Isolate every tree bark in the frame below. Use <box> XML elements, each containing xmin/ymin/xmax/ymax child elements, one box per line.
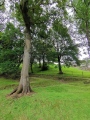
<box><xmin>9</xmin><ymin>30</ymin><xmax>32</xmax><ymax>97</ymax></box>
<box><xmin>19</xmin><ymin>31</ymin><xmax>32</xmax><ymax>93</ymax></box>
<box><xmin>8</xmin><ymin>0</ymin><xmax>33</xmax><ymax>97</ymax></box>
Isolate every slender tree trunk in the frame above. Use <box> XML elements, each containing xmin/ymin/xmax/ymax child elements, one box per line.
<box><xmin>58</xmin><ymin>55</ymin><xmax>63</xmax><ymax>74</ymax></box>
<box><xmin>30</xmin><ymin>62</ymin><xmax>33</xmax><ymax>73</ymax></box>
<box><xmin>42</xmin><ymin>53</ymin><xmax>45</xmax><ymax>68</ymax></box>
<box><xmin>42</xmin><ymin>53</ymin><xmax>46</xmax><ymax>70</ymax></box>
<box><xmin>38</xmin><ymin>58</ymin><xmax>41</xmax><ymax>68</ymax></box>
<box><xmin>30</xmin><ymin>54</ymin><xmax>34</xmax><ymax>73</ymax></box>
<box><xmin>9</xmin><ymin>30</ymin><xmax>32</xmax><ymax>96</ymax></box>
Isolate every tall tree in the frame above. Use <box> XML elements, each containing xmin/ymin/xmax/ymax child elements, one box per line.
<box><xmin>8</xmin><ymin>0</ymin><xmax>57</xmax><ymax>96</ymax></box>
<box><xmin>0</xmin><ymin>0</ymin><xmax>68</xmax><ymax>97</ymax></box>
<box><xmin>32</xmin><ymin>29</ymin><xmax>53</xmax><ymax>70</ymax></box>
<box><xmin>51</xmin><ymin>19</ymin><xmax>80</xmax><ymax>74</ymax></box>
<box><xmin>72</xmin><ymin>0</ymin><xmax>90</xmax><ymax>57</ymax></box>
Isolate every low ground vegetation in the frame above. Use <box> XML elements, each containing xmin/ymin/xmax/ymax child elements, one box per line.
<box><xmin>32</xmin><ymin>64</ymin><xmax>90</xmax><ymax>78</ymax></box>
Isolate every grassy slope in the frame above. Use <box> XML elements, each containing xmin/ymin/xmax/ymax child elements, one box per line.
<box><xmin>33</xmin><ymin>64</ymin><xmax>90</xmax><ymax>78</ymax></box>
<box><xmin>0</xmin><ymin>76</ymin><xmax>90</xmax><ymax>120</ymax></box>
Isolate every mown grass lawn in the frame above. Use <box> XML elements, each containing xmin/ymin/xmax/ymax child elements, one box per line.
<box><xmin>0</xmin><ymin>77</ymin><xmax>90</xmax><ymax>120</ymax></box>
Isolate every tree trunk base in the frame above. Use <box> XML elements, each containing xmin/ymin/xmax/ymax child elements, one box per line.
<box><xmin>7</xmin><ymin>85</ymin><xmax>34</xmax><ymax>98</ymax></box>
<box><xmin>59</xmin><ymin>71</ymin><xmax>63</xmax><ymax>74</ymax></box>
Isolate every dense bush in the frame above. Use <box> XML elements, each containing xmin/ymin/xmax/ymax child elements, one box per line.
<box><xmin>0</xmin><ymin>23</ymin><xmax>24</xmax><ymax>78</ymax></box>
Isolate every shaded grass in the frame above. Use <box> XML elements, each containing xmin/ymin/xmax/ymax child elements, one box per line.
<box><xmin>0</xmin><ymin>77</ymin><xmax>90</xmax><ymax>120</ymax></box>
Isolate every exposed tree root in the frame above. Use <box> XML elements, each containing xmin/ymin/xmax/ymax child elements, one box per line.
<box><xmin>7</xmin><ymin>85</ymin><xmax>34</xmax><ymax>98</ymax></box>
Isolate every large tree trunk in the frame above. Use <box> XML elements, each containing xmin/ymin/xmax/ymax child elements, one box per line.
<box><xmin>19</xmin><ymin>31</ymin><xmax>32</xmax><ymax>93</ymax></box>
<box><xmin>9</xmin><ymin>30</ymin><xmax>32</xmax><ymax>97</ymax></box>
<box><xmin>8</xmin><ymin>0</ymin><xmax>33</xmax><ymax>97</ymax></box>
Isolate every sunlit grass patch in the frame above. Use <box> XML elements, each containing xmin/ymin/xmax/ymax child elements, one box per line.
<box><xmin>33</xmin><ymin>64</ymin><xmax>90</xmax><ymax>78</ymax></box>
